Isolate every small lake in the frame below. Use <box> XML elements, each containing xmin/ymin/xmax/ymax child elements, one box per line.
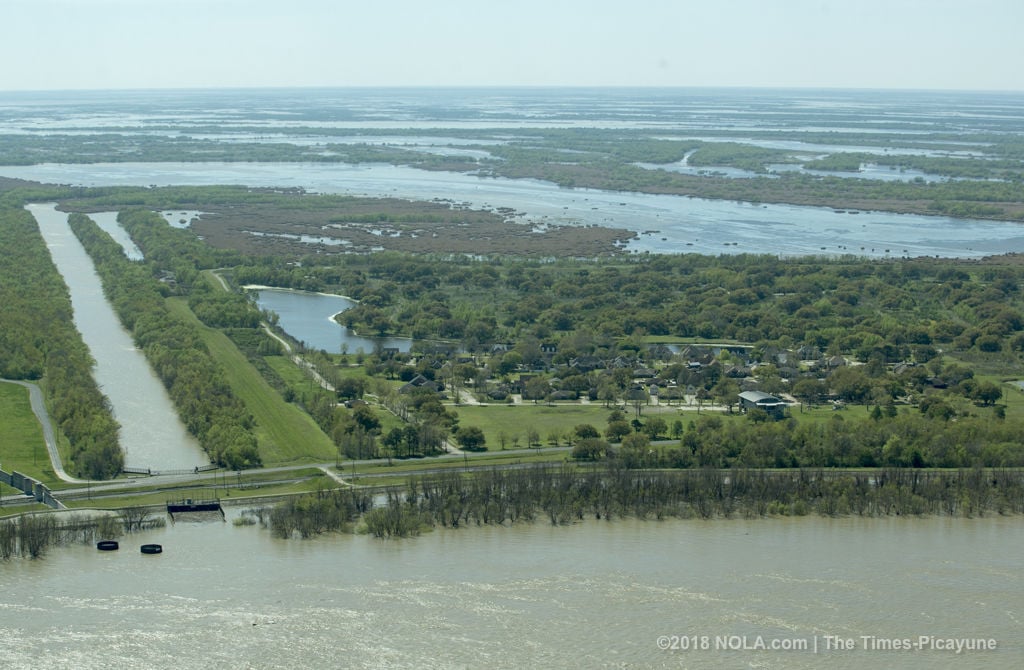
<box><xmin>251</xmin><ymin>286</ymin><xmax>412</xmax><ymax>354</ymax></box>
<box><xmin>2</xmin><ymin>161</ymin><xmax>1022</xmax><ymax>258</ymax></box>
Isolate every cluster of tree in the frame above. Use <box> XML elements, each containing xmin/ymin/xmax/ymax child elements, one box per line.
<box><xmin>249</xmin><ymin>486</ymin><xmax>373</xmax><ymax>539</ymax></box>
<box><xmin>601</xmin><ymin>409</ymin><xmax>1024</xmax><ymax>469</ymax></box>
<box><xmin>361</xmin><ymin>493</ymin><xmax>434</xmax><ymax>538</ymax></box>
<box><xmin>0</xmin><ymin>133</ymin><xmax>443</xmax><ymax>167</ymax></box>
<box><xmin>240</xmin><ymin>252</ymin><xmax>1024</xmax><ymax>369</ymax></box>
<box><xmin>683</xmin><ymin>142</ymin><xmax>797</xmax><ymax>173</ymax></box>
<box><xmin>68</xmin><ymin>212</ymin><xmax>260</xmax><ymax>469</ymax></box>
<box><xmin>0</xmin><ymin>207</ymin><xmax>122</xmax><ymax>479</ymax></box>
<box><xmin>188</xmin><ymin>287</ymin><xmax>261</xmax><ymax>329</ymax></box>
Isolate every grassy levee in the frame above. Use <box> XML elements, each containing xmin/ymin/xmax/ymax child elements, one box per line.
<box><xmin>62</xmin><ymin>476</ymin><xmax>329</xmax><ymax>510</ymax></box>
<box><xmin>165</xmin><ymin>298</ymin><xmax>336</xmax><ymax>465</ymax></box>
<box><xmin>0</xmin><ymin>382</ymin><xmax>62</xmax><ymax>486</ymax></box>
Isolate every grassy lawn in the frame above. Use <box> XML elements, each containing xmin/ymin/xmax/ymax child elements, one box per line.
<box><xmin>973</xmin><ymin>373</ymin><xmax>1023</xmax><ymax>420</ymax></box>
<box><xmin>166</xmin><ymin>298</ymin><xmax>337</xmax><ymax>465</ymax></box>
<box><xmin>451</xmin><ymin>402</ymin><xmax>616</xmax><ymax>449</ymax></box>
<box><xmin>0</xmin><ymin>382</ymin><xmax>62</xmax><ymax>486</ymax></box>
<box><xmin>998</xmin><ymin>379</ymin><xmax>1024</xmax><ymax>418</ymax></box>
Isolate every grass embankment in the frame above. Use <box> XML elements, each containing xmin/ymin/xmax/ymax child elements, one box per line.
<box><xmin>165</xmin><ymin>298</ymin><xmax>336</xmax><ymax>465</ymax></box>
<box><xmin>0</xmin><ymin>382</ymin><xmax>62</xmax><ymax>486</ymax></box>
<box><xmin>60</xmin><ymin>467</ymin><xmax>329</xmax><ymax>510</ymax></box>
<box><xmin>343</xmin><ymin>448</ymin><xmax>571</xmax><ymax>488</ymax></box>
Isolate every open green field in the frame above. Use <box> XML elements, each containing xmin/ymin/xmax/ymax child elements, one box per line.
<box><xmin>165</xmin><ymin>298</ymin><xmax>337</xmax><ymax>465</ymax></box>
<box><xmin>452</xmin><ymin>402</ymin><xmax>619</xmax><ymax>448</ymax></box>
<box><xmin>0</xmin><ymin>382</ymin><xmax>61</xmax><ymax>485</ymax></box>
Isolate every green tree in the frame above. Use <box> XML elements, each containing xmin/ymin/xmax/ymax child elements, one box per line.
<box><xmin>454</xmin><ymin>425</ymin><xmax>487</xmax><ymax>451</ymax></box>
<box><xmin>571</xmin><ymin>437</ymin><xmax>609</xmax><ymax>461</ymax></box>
<box><xmin>972</xmin><ymin>381</ymin><xmax>1003</xmax><ymax>406</ymax></box>
<box><xmin>605</xmin><ymin>420</ymin><xmax>632</xmax><ymax>442</ymax></box>
<box><xmin>642</xmin><ymin>416</ymin><xmax>667</xmax><ymax>439</ymax></box>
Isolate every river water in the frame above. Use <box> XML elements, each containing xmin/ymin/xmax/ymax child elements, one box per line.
<box><xmin>27</xmin><ymin>204</ymin><xmax>207</xmax><ymax>471</ymax></box>
<box><xmin>0</xmin><ymin>512</ymin><xmax>1020</xmax><ymax>669</ymax></box>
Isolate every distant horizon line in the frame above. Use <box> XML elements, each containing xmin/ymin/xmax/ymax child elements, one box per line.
<box><xmin>2</xmin><ymin>84</ymin><xmax>1023</xmax><ymax>95</ymax></box>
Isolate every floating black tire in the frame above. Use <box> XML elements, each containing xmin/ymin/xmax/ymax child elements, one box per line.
<box><xmin>96</xmin><ymin>540</ymin><xmax>119</xmax><ymax>551</ymax></box>
<box><xmin>140</xmin><ymin>544</ymin><xmax>163</xmax><ymax>555</ymax></box>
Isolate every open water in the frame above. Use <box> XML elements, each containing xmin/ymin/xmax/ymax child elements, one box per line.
<box><xmin>0</xmin><ymin>513</ymin><xmax>1020</xmax><ymax>669</ymax></box>
<box><xmin>251</xmin><ymin>287</ymin><xmax>412</xmax><ymax>354</ymax></box>
<box><xmin>5</xmin><ymin>160</ymin><xmax>1022</xmax><ymax>258</ymax></box>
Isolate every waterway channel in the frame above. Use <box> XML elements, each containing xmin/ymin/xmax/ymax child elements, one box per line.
<box><xmin>27</xmin><ymin>203</ymin><xmax>207</xmax><ymax>471</ymax></box>
<box><xmin>0</xmin><ymin>512</ymin><xmax>1019</xmax><ymax>669</ymax></box>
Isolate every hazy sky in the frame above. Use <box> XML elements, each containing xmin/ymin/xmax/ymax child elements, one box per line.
<box><xmin>3</xmin><ymin>0</ymin><xmax>1022</xmax><ymax>91</ymax></box>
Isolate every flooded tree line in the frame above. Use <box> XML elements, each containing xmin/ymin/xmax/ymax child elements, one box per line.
<box><xmin>0</xmin><ymin>507</ymin><xmax>164</xmax><ymax>560</ymax></box>
<box><xmin>258</xmin><ymin>464</ymin><xmax>1024</xmax><ymax>540</ymax></box>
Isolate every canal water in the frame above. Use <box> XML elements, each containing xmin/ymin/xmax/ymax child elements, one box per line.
<box><xmin>0</xmin><ymin>513</ymin><xmax>1020</xmax><ymax>669</ymax></box>
<box><xmin>27</xmin><ymin>204</ymin><xmax>207</xmax><ymax>471</ymax></box>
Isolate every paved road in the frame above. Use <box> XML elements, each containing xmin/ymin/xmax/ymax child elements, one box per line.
<box><xmin>1</xmin><ymin>378</ymin><xmax>87</xmax><ymax>484</ymax></box>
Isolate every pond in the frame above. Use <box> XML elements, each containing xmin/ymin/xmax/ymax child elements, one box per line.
<box><xmin>251</xmin><ymin>286</ymin><xmax>412</xmax><ymax>354</ymax></box>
